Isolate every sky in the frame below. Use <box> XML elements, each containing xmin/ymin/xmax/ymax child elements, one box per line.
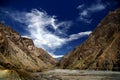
<box><xmin>0</xmin><ymin>0</ymin><xmax>120</xmax><ymax>59</ymax></box>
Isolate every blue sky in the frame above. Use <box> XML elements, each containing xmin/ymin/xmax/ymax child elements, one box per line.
<box><xmin>0</xmin><ymin>0</ymin><xmax>120</xmax><ymax>58</ymax></box>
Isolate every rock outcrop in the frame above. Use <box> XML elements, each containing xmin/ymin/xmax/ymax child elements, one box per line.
<box><xmin>0</xmin><ymin>22</ymin><xmax>57</xmax><ymax>72</ymax></box>
<box><xmin>60</xmin><ymin>8</ymin><xmax>120</xmax><ymax>71</ymax></box>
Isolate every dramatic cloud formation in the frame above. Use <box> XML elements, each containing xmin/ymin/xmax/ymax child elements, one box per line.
<box><xmin>2</xmin><ymin>9</ymin><xmax>92</xmax><ymax>58</ymax></box>
<box><xmin>68</xmin><ymin>31</ymin><xmax>92</xmax><ymax>41</ymax></box>
<box><xmin>77</xmin><ymin>0</ymin><xmax>106</xmax><ymax>23</ymax></box>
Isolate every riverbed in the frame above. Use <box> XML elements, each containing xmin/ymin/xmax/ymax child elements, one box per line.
<box><xmin>33</xmin><ymin>69</ymin><xmax>120</xmax><ymax>80</ymax></box>
<box><xmin>0</xmin><ymin>69</ymin><xmax>120</xmax><ymax>80</ymax></box>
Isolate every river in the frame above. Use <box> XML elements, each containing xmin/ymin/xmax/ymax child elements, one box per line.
<box><xmin>34</xmin><ymin>69</ymin><xmax>120</xmax><ymax>80</ymax></box>
<box><xmin>0</xmin><ymin>69</ymin><xmax>120</xmax><ymax>80</ymax></box>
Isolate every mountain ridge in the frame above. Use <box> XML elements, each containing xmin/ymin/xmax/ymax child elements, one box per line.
<box><xmin>59</xmin><ymin>8</ymin><xmax>120</xmax><ymax>71</ymax></box>
<box><xmin>0</xmin><ymin>22</ymin><xmax>58</xmax><ymax>72</ymax></box>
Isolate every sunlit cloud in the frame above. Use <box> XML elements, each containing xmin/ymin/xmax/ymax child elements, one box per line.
<box><xmin>2</xmin><ymin>9</ymin><xmax>92</xmax><ymax>58</ymax></box>
<box><xmin>68</xmin><ymin>31</ymin><xmax>92</xmax><ymax>41</ymax></box>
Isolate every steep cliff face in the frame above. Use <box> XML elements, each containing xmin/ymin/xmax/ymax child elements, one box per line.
<box><xmin>60</xmin><ymin>8</ymin><xmax>120</xmax><ymax>71</ymax></box>
<box><xmin>0</xmin><ymin>23</ymin><xmax>57</xmax><ymax>72</ymax></box>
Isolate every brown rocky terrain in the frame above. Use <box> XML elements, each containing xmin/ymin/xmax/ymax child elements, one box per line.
<box><xmin>0</xmin><ymin>7</ymin><xmax>120</xmax><ymax>80</ymax></box>
<box><xmin>59</xmin><ymin>8</ymin><xmax>120</xmax><ymax>71</ymax></box>
<box><xmin>0</xmin><ymin>22</ymin><xmax>58</xmax><ymax>72</ymax></box>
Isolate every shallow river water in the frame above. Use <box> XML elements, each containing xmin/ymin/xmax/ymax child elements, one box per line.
<box><xmin>0</xmin><ymin>69</ymin><xmax>120</xmax><ymax>80</ymax></box>
<box><xmin>34</xmin><ymin>69</ymin><xmax>120</xmax><ymax>80</ymax></box>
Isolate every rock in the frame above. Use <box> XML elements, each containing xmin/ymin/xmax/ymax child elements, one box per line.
<box><xmin>0</xmin><ymin>22</ymin><xmax>58</xmax><ymax>72</ymax></box>
<box><xmin>0</xmin><ymin>69</ymin><xmax>21</xmax><ymax>80</ymax></box>
<box><xmin>59</xmin><ymin>8</ymin><xmax>120</xmax><ymax>71</ymax></box>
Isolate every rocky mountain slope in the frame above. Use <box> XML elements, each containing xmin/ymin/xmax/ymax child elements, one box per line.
<box><xmin>0</xmin><ymin>22</ymin><xmax>57</xmax><ymax>72</ymax></box>
<box><xmin>59</xmin><ymin>8</ymin><xmax>120</xmax><ymax>71</ymax></box>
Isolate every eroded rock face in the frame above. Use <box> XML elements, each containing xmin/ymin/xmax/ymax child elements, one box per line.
<box><xmin>0</xmin><ymin>22</ymin><xmax>58</xmax><ymax>72</ymax></box>
<box><xmin>60</xmin><ymin>8</ymin><xmax>120</xmax><ymax>71</ymax></box>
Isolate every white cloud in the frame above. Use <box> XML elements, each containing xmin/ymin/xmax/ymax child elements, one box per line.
<box><xmin>77</xmin><ymin>0</ymin><xmax>106</xmax><ymax>23</ymax></box>
<box><xmin>7</xmin><ymin>9</ymin><xmax>92</xmax><ymax>58</ymax></box>
<box><xmin>80</xmin><ymin>10</ymin><xmax>88</xmax><ymax>17</ymax></box>
<box><xmin>68</xmin><ymin>31</ymin><xmax>92</xmax><ymax>41</ymax></box>
<box><xmin>79</xmin><ymin>17</ymin><xmax>92</xmax><ymax>24</ymax></box>
<box><xmin>77</xmin><ymin>4</ymin><xmax>84</xmax><ymax>9</ymax></box>
<box><xmin>52</xmin><ymin>55</ymin><xmax>63</xmax><ymax>59</ymax></box>
<box><xmin>88</xmin><ymin>3</ymin><xmax>106</xmax><ymax>12</ymax></box>
<box><xmin>22</xmin><ymin>9</ymin><xmax>70</xmax><ymax>49</ymax></box>
<box><xmin>49</xmin><ymin>52</ymin><xmax>64</xmax><ymax>58</ymax></box>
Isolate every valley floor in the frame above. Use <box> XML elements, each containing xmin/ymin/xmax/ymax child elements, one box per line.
<box><xmin>33</xmin><ymin>69</ymin><xmax>120</xmax><ymax>80</ymax></box>
<box><xmin>0</xmin><ymin>69</ymin><xmax>120</xmax><ymax>80</ymax></box>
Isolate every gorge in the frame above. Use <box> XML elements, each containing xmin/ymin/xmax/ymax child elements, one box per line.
<box><xmin>0</xmin><ymin>8</ymin><xmax>120</xmax><ymax>80</ymax></box>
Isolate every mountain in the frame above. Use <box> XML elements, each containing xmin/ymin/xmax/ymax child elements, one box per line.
<box><xmin>59</xmin><ymin>8</ymin><xmax>120</xmax><ymax>71</ymax></box>
<box><xmin>0</xmin><ymin>22</ymin><xmax>58</xmax><ymax>72</ymax></box>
